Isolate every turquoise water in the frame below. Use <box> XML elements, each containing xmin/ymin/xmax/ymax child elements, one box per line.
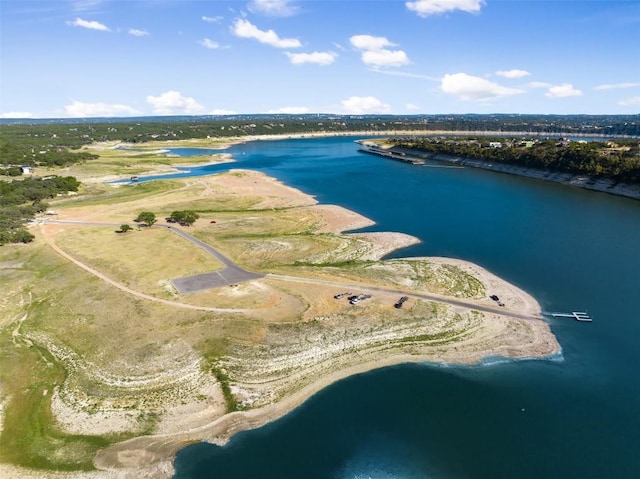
<box><xmin>163</xmin><ymin>138</ymin><xmax>640</xmax><ymax>478</ymax></box>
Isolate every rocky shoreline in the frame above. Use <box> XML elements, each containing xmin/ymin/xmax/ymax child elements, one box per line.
<box><xmin>380</xmin><ymin>145</ymin><xmax>640</xmax><ymax>201</ymax></box>
<box><xmin>440</xmin><ymin>155</ymin><xmax>640</xmax><ymax>200</ymax></box>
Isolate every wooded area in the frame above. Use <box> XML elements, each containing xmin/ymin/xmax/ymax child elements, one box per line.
<box><xmin>0</xmin><ymin>176</ymin><xmax>79</xmax><ymax>244</ymax></box>
<box><xmin>1</xmin><ymin>113</ymin><xmax>638</xmax><ymax>166</ymax></box>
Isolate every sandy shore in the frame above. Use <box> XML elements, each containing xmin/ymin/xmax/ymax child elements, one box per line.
<box><xmin>3</xmin><ymin>146</ymin><xmax>560</xmax><ymax>479</ymax></box>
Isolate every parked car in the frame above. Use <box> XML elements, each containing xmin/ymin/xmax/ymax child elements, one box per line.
<box><xmin>394</xmin><ymin>296</ymin><xmax>409</xmax><ymax>308</ymax></box>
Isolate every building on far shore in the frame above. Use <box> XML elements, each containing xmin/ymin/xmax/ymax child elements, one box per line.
<box><xmin>21</xmin><ymin>166</ymin><xmax>33</xmax><ymax>174</ymax></box>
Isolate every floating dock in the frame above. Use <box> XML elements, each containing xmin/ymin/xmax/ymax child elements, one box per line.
<box><xmin>542</xmin><ymin>311</ymin><xmax>593</xmax><ymax>322</ymax></box>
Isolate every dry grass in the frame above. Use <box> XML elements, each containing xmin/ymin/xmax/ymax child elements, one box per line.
<box><xmin>52</xmin><ymin>225</ymin><xmax>223</xmax><ymax>297</ymax></box>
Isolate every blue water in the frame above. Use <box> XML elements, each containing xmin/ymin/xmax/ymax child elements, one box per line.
<box><xmin>162</xmin><ymin>138</ymin><xmax>640</xmax><ymax>478</ymax></box>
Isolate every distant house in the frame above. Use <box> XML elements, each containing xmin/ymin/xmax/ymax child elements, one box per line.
<box><xmin>21</xmin><ymin>166</ymin><xmax>33</xmax><ymax>174</ymax></box>
<box><xmin>488</xmin><ymin>142</ymin><xmax>503</xmax><ymax>148</ymax></box>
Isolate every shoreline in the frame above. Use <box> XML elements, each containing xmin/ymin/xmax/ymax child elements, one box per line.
<box><xmin>231</xmin><ymin>130</ymin><xmax>640</xmax><ymax>141</ymax></box>
<box><xmin>430</xmin><ymin>152</ymin><xmax>640</xmax><ymax>200</ymax></box>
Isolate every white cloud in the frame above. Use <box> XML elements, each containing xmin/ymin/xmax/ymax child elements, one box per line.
<box><xmin>441</xmin><ymin>73</ymin><xmax>524</xmax><ymax>101</ymax></box>
<box><xmin>619</xmin><ymin>96</ymin><xmax>640</xmax><ymax>106</ymax></box>
<box><xmin>202</xmin><ymin>15</ymin><xmax>223</xmax><ymax>23</ymax></box>
<box><xmin>249</xmin><ymin>0</ymin><xmax>299</xmax><ymax>17</ymax></box>
<box><xmin>362</xmin><ymin>49</ymin><xmax>410</xmax><ymax>68</ymax></box>
<box><xmin>406</xmin><ymin>0</ymin><xmax>484</xmax><ymax>17</ymax></box>
<box><xmin>350</xmin><ymin>34</ymin><xmax>410</xmax><ymax>68</ymax></box>
<box><xmin>200</xmin><ymin>38</ymin><xmax>220</xmax><ymax>49</ymax></box>
<box><xmin>496</xmin><ymin>69</ymin><xmax>530</xmax><ymax>79</ymax></box>
<box><xmin>350</xmin><ymin>35</ymin><xmax>393</xmax><ymax>51</ymax></box>
<box><xmin>146</xmin><ymin>91</ymin><xmax>205</xmax><ymax>115</ymax></box>
<box><xmin>406</xmin><ymin>103</ymin><xmax>421</xmax><ymax>111</ymax></box>
<box><xmin>0</xmin><ymin>111</ymin><xmax>33</xmax><ymax>119</ymax></box>
<box><xmin>64</xmin><ymin>101</ymin><xmax>139</xmax><ymax>118</ymax></box>
<box><xmin>66</xmin><ymin>17</ymin><xmax>110</xmax><ymax>31</ymax></box>
<box><xmin>341</xmin><ymin>96</ymin><xmax>391</xmax><ymax>114</ymax></box>
<box><xmin>594</xmin><ymin>82</ymin><xmax>640</xmax><ymax>91</ymax></box>
<box><xmin>285</xmin><ymin>51</ymin><xmax>337</xmax><ymax>66</ymax></box>
<box><xmin>545</xmin><ymin>83</ymin><xmax>583</xmax><ymax>98</ymax></box>
<box><xmin>231</xmin><ymin>18</ymin><xmax>301</xmax><ymax>48</ymax></box>
<box><xmin>210</xmin><ymin>109</ymin><xmax>238</xmax><ymax>115</ymax></box>
<box><xmin>267</xmin><ymin>106</ymin><xmax>310</xmax><ymax>114</ymax></box>
<box><xmin>128</xmin><ymin>28</ymin><xmax>148</xmax><ymax>37</ymax></box>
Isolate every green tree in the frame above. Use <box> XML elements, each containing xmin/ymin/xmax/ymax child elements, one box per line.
<box><xmin>119</xmin><ymin>224</ymin><xmax>133</xmax><ymax>233</ymax></box>
<box><xmin>168</xmin><ymin>211</ymin><xmax>185</xmax><ymax>224</ymax></box>
<box><xmin>12</xmin><ymin>229</ymin><xmax>35</xmax><ymax>243</ymax></box>
<box><xmin>134</xmin><ymin>211</ymin><xmax>156</xmax><ymax>227</ymax></box>
<box><xmin>32</xmin><ymin>201</ymin><xmax>49</xmax><ymax>213</ymax></box>
<box><xmin>169</xmin><ymin>210</ymin><xmax>200</xmax><ymax>226</ymax></box>
<box><xmin>181</xmin><ymin>211</ymin><xmax>199</xmax><ymax>226</ymax></box>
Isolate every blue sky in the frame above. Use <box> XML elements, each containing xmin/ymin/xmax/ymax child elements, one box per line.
<box><xmin>1</xmin><ymin>0</ymin><xmax>639</xmax><ymax>118</ymax></box>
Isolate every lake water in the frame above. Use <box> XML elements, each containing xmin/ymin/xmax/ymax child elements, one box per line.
<box><xmin>160</xmin><ymin>137</ymin><xmax>640</xmax><ymax>478</ymax></box>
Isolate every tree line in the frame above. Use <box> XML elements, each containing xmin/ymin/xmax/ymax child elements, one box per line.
<box><xmin>1</xmin><ymin>114</ymin><xmax>638</xmax><ymax>167</ymax></box>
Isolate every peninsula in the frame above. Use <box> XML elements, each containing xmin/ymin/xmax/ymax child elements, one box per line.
<box><xmin>1</xmin><ymin>137</ymin><xmax>559</xmax><ymax>478</ymax></box>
